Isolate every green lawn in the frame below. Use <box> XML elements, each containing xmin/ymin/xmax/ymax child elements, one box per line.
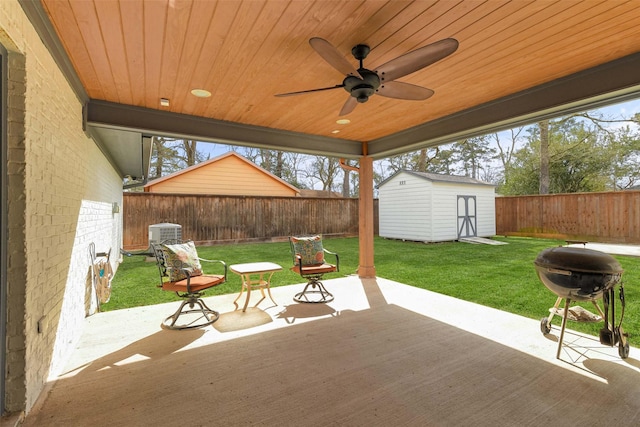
<box><xmin>105</xmin><ymin>236</ymin><xmax>639</xmax><ymax>346</ymax></box>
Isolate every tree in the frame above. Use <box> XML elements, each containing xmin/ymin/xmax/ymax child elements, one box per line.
<box><xmin>384</xmin><ymin>147</ymin><xmax>452</xmax><ymax>175</ymax></box>
<box><xmin>278</xmin><ymin>151</ymin><xmax>308</xmax><ymax>189</ymax></box>
<box><xmin>306</xmin><ymin>156</ymin><xmax>341</xmax><ymax>192</ymax></box>
<box><xmin>240</xmin><ymin>147</ymin><xmax>308</xmax><ymax>188</ymax></box>
<box><xmin>604</xmin><ymin>125</ymin><xmax>640</xmax><ymax>189</ymax></box>
<box><xmin>451</xmin><ymin>136</ymin><xmax>496</xmax><ymax>179</ymax></box>
<box><xmin>576</xmin><ymin>110</ymin><xmax>640</xmax><ymax>190</ymax></box>
<box><xmin>182</xmin><ymin>140</ymin><xmax>198</xmax><ymax>167</ymax></box>
<box><xmin>149</xmin><ymin>136</ymin><xmax>181</xmax><ymax>179</ymax></box>
<box><xmin>385</xmin><ymin>152</ymin><xmax>418</xmax><ymax>174</ymax></box>
<box><xmin>340</xmin><ymin>159</ymin><xmax>355</xmax><ymax>197</ymax></box>
<box><xmin>149</xmin><ymin>137</ymin><xmax>210</xmax><ymax>178</ymax></box>
<box><xmin>538</xmin><ymin>120</ymin><xmax>550</xmax><ymax>194</ymax></box>
<box><xmin>499</xmin><ymin>147</ymin><xmax>540</xmax><ymax>195</ymax></box>
<box><xmin>500</xmin><ymin>117</ymin><xmax>612</xmax><ymax>195</ymax></box>
<box><xmin>426</xmin><ymin>146</ymin><xmax>457</xmax><ymax>174</ymax></box>
<box><xmin>492</xmin><ymin>127</ymin><xmax>527</xmax><ymax>188</ymax></box>
<box><xmin>493</xmin><ymin>127</ymin><xmax>525</xmax><ymax>172</ymax></box>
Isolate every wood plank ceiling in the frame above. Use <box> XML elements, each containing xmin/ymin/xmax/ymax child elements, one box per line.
<box><xmin>39</xmin><ymin>0</ymin><xmax>640</xmax><ymax>159</ymax></box>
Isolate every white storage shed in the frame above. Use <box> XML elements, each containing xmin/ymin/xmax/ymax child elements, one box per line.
<box><xmin>378</xmin><ymin>170</ymin><xmax>496</xmax><ymax>242</ymax></box>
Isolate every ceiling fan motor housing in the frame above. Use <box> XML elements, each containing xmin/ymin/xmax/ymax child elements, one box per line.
<box><xmin>343</xmin><ymin>69</ymin><xmax>380</xmax><ymax>102</ymax></box>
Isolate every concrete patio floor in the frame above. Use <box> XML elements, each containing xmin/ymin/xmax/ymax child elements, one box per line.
<box><xmin>23</xmin><ymin>276</ymin><xmax>640</xmax><ymax>426</ymax></box>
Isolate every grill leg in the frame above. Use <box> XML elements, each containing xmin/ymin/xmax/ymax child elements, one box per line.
<box><xmin>547</xmin><ymin>297</ymin><xmax>563</xmax><ymax>324</ymax></box>
<box><xmin>556</xmin><ymin>298</ymin><xmax>571</xmax><ymax>359</ymax></box>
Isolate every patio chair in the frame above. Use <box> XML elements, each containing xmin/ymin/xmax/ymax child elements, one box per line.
<box><xmin>152</xmin><ymin>239</ymin><xmax>227</xmax><ymax>330</ymax></box>
<box><xmin>289</xmin><ymin>235</ymin><xmax>339</xmax><ymax>303</ymax></box>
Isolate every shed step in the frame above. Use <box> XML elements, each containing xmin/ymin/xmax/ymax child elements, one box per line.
<box><xmin>459</xmin><ymin>237</ymin><xmax>508</xmax><ymax>245</ymax></box>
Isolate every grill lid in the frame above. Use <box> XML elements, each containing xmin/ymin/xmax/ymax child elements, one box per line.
<box><xmin>534</xmin><ymin>247</ymin><xmax>623</xmax><ymax>275</ymax></box>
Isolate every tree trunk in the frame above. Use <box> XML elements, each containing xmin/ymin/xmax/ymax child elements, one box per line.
<box><xmin>539</xmin><ymin>120</ymin><xmax>550</xmax><ymax>194</ymax></box>
<box><xmin>274</xmin><ymin>151</ymin><xmax>284</xmax><ymax>178</ymax></box>
<box><xmin>417</xmin><ymin>150</ymin><xmax>427</xmax><ymax>172</ymax></box>
<box><xmin>342</xmin><ymin>162</ymin><xmax>351</xmax><ymax>197</ymax></box>
<box><xmin>183</xmin><ymin>140</ymin><xmax>197</xmax><ymax>166</ymax></box>
<box><xmin>153</xmin><ymin>137</ymin><xmax>165</xmax><ymax>178</ymax></box>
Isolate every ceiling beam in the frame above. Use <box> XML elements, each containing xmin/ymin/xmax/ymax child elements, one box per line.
<box><xmin>85</xmin><ymin>100</ymin><xmax>364</xmax><ymax>159</ymax></box>
<box><xmin>369</xmin><ymin>51</ymin><xmax>640</xmax><ymax>158</ymax></box>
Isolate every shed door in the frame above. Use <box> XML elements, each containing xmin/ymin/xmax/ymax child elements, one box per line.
<box><xmin>457</xmin><ymin>195</ymin><xmax>477</xmax><ymax>239</ymax></box>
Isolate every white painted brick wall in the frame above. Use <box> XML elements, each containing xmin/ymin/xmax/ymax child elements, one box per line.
<box><xmin>1</xmin><ymin>1</ymin><xmax>124</xmax><ymax>413</ymax></box>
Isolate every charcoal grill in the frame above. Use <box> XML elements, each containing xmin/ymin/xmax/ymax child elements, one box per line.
<box><xmin>534</xmin><ymin>246</ymin><xmax>629</xmax><ymax>359</ymax></box>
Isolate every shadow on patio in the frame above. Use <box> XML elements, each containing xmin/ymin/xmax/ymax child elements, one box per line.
<box><xmin>23</xmin><ymin>277</ymin><xmax>640</xmax><ymax>426</ymax></box>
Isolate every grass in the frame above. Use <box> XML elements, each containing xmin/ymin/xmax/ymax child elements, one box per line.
<box><xmin>104</xmin><ymin>236</ymin><xmax>640</xmax><ymax>346</ymax></box>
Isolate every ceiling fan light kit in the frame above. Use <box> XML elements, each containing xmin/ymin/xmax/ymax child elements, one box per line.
<box><xmin>276</xmin><ymin>37</ymin><xmax>458</xmax><ymax>116</ymax></box>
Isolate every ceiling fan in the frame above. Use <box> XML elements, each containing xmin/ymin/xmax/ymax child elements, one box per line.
<box><xmin>275</xmin><ymin>37</ymin><xmax>459</xmax><ymax>116</ymax></box>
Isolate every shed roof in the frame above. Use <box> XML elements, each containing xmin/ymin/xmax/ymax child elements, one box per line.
<box><xmin>378</xmin><ymin>170</ymin><xmax>496</xmax><ymax>188</ymax></box>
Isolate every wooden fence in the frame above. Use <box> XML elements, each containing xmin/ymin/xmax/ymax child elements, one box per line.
<box><xmin>496</xmin><ymin>191</ymin><xmax>640</xmax><ymax>244</ymax></box>
<box><xmin>123</xmin><ymin>193</ymin><xmax>379</xmax><ymax>249</ymax></box>
<box><xmin>124</xmin><ymin>191</ymin><xmax>639</xmax><ymax>249</ymax></box>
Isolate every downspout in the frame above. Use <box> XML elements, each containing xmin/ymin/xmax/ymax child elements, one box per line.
<box><xmin>339</xmin><ymin>158</ymin><xmax>359</xmax><ymax>173</ymax></box>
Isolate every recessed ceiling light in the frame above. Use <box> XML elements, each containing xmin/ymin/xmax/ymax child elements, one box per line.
<box><xmin>191</xmin><ymin>89</ymin><xmax>212</xmax><ymax>98</ymax></box>
<box><xmin>160</xmin><ymin>98</ymin><xmax>170</xmax><ymax>107</ymax></box>
<box><xmin>336</xmin><ymin>119</ymin><xmax>351</xmax><ymax>125</ymax></box>
<box><xmin>331</xmin><ymin>130</ymin><xmax>340</xmax><ymax>134</ymax></box>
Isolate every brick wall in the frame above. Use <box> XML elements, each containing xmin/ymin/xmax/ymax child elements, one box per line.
<box><xmin>1</xmin><ymin>1</ymin><xmax>123</xmax><ymax>414</ymax></box>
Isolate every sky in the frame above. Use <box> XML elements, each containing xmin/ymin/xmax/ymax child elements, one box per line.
<box><xmin>593</xmin><ymin>98</ymin><xmax>640</xmax><ymax>127</ymax></box>
<box><xmin>198</xmin><ymin>97</ymin><xmax>640</xmax><ymax>161</ymax></box>
<box><xmin>190</xmin><ymin>97</ymin><xmax>639</xmax><ymax>190</ymax></box>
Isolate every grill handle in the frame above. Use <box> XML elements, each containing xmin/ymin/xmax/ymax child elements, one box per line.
<box><xmin>547</xmin><ymin>268</ymin><xmax>572</xmax><ymax>276</ymax></box>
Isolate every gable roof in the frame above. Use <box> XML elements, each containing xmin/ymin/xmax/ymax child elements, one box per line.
<box><xmin>144</xmin><ymin>151</ymin><xmax>300</xmax><ymax>194</ymax></box>
<box><xmin>378</xmin><ymin>170</ymin><xmax>496</xmax><ymax>188</ymax></box>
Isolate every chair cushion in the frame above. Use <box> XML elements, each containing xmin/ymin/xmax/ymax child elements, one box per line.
<box><xmin>291</xmin><ymin>263</ymin><xmax>336</xmax><ymax>275</ymax></box>
<box><xmin>162</xmin><ymin>274</ymin><xmax>224</xmax><ymax>292</ymax></box>
<box><xmin>162</xmin><ymin>241</ymin><xmax>203</xmax><ymax>282</ymax></box>
<box><xmin>291</xmin><ymin>235</ymin><xmax>325</xmax><ymax>266</ymax></box>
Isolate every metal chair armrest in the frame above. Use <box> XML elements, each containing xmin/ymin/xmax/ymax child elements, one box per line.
<box><xmin>295</xmin><ymin>254</ymin><xmax>307</xmax><ymax>276</ymax></box>
<box><xmin>323</xmin><ymin>248</ymin><xmax>339</xmax><ymax>272</ymax></box>
<box><xmin>170</xmin><ymin>267</ymin><xmax>194</xmax><ymax>293</ymax></box>
<box><xmin>198</xmin><ymin>257</ymin><xmax>228</xmax><ymax>281</ymax></box>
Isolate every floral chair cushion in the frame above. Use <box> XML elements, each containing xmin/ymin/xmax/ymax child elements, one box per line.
<box><xmin>162</xmin><ymin>241</ymin><xmax>203</xmax><ymax>282</ymax></box>
<box><xmin>291</xmin><ymin>235</ymin><xmax>325</xmax><ymax>266</ymax></box>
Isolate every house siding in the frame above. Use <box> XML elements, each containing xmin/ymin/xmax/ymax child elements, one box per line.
<box><xmin>147</xmin><ymin>153</ymin><xmax>298</xmax><ymax>196</ymax></box>
<box><xmin>1</xmin><ymin>1</ymin><xmax>123</xmax><ymax>414</ymax></box>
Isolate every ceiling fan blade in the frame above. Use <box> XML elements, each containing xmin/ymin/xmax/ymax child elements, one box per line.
<box><xmin>275</xmin><ymin>84</ymin><xmax>344</xmax><ymax>97</ymax></box>
<box><xmin>339</xmin><ymin>97</ymin><xmax>357</xmax><ymax>116</ymax></box>
<box><xmin>310</xmin><ymin>37</ymin><xmax>361</xmax><ymax>77</ymax></box>
<box><xmin>375</xmin><ymin>38</ymin><xmax>459</xmax><ymax>83</ymax></box>
<box><xmin>376</xmin><ymin>81</ymin><xmax>434</xmax><ymax>100</ymax></box>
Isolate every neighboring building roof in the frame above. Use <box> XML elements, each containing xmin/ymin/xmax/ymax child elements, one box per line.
<box><xmin>144</xmin><ymin>151</ymin><xmax>300</xmax><ymax>196</ymax></box>
<box><xmin>299</xmin><ymin>189</ymin><xmax>344</xmax><ymax>198</ymax></box>
<box><xmin>378</xmin><ymin>170</ymin><xmax>496</xmax><ymax>188</ymax></box>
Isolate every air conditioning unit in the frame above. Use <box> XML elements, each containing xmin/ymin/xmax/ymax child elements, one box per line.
<box><xmin>148</xmin><ymin>223</ymin><xmax>182</xmax><ymax>247</ymax></box>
